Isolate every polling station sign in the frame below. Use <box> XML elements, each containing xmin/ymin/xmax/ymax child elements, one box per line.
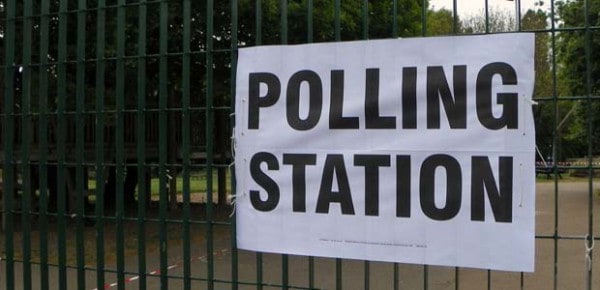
<box><xmin>234</xmin><ymin>34</ymin><xmax>535</xmax><ymax>272</ymax></box>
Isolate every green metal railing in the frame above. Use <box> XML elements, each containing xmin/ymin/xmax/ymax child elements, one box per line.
<box><xmin>1</xmin><ymin>0</ymin><xmax>600</xmax><ymax>289</ymax></box>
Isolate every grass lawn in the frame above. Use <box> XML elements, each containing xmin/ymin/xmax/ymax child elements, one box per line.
<box><xmin>86</xmin><ymin>169</ymin><xmax>232</xmax><ymax>198</ymax></box>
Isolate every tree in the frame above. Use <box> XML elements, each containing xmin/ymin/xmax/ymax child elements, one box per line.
<box><xmin>426</xmin><ymin>8</ymin><xmax>459</xmax><ymax>35</ymax></box>
<box><xmin>460</xmin><ymin>9</ymin><xmax>516</xmax><ymax>33</ymax></box>
<box><xmin>521</xmin><ymin>5</ymin><xmax>567</xmax><ymax>160</ymax></box>
<box><xmin>457</xmin><ymin>3</ymin><xmax>579</xmax><ymax>160</ymax></box>
<box><xmin>556</xmin><ymin>0</ymin><xmax>600</xmax><ymax>157</ymax></box>
<box><xmin>1</xmin><ymin>0</ymin><xmax>431</xmax><ymax>208</ymax></box>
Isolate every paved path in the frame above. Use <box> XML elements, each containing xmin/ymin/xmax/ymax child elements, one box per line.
<box><xmin>2</xmin><ymin>181</ymin><xmax>600</xmax><ymax>289</ymax></box>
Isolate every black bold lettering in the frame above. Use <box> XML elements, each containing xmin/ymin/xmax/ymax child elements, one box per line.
<box><xmin>402</xmin><ymin>67</ymin><xmax>417</xmax><ymax>129</ymax></box>
<box><xmin>396</xmin><ymin>155</ymin><xmax>411</xmax><ymax>217</ymax></box>
<box><xmin>248</xmin><ymin>73</ymin><xmax>281</xmax><ymax>129</ymax></box>
<box><xmin>471</xmin><ymin>156</ymin><xmax>513</xmax><ymax>223</ymax></box>
<box><xmin>330</xmin><ymin>70</ymin><xmax>359</xmax><ymax>129</ymax></box>
<box><xmin>354</xmin><ymin>155</ymin><xmax>391</xmax><ymax>216</ymax></box>
<box><xmin>316</xmin><ymin>155</ymin><xmax>355</xmax><ymax>215</ymax></box>
<box><xmin>426</xmin><ymin>66</ymin><xmax>467</xmax><ymax>129</ymax></box>
<box><xmin>286</xmin><ymin>70</ymin><xmax>323</xmax><ymax>130</ymax></box>
<box><xmin>420</xmin><ymin>154</ymin><xmax>462</xmax><ymax>220</ymax></box>
<box><xmin>249</xmin><ymin>152</ymin><xmax>280</xmax><ymax>211</ymax></box>
<box><xmin>476</xmin><ymin>62</ymin><xmax>518</xmax><ymax>129</ymax></box>
<box><xmin>365</xmin><ymin>68</ymin><xmax>396</xmax><ymax>129</ymax></box>
<box><xmin>283</xmin><ymin>154</ymin><xmax>317</xmax><ymax>212</ymax></box>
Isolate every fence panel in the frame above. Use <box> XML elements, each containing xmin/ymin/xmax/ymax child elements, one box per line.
<box><xmin>1</xmin><ymin>0</ymin><xmax>599</xmax><ymax>289</ymax></box>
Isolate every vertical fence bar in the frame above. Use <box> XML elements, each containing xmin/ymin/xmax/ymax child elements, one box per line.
<box><xmin>159</xmin><ymin>0</ymin><xmax>169</xmax><ymax>288</ymax></box>
<box><xmin>454</xmin><ymin>2</ymin><xmax>460</xmax><ymax>288</ymax></box>
<box><xmin>230</xmin><ymin>0</ymin><xmax>239</xmax><ymax>288</ymax></box>
<box><xmin>550</xmin><ymin>1</ymin><xmax>559</xmax><ymax>289</ymax></box>
<box><xmin>307</xmin><ymin>0</ymin><xmax>313</xmax><ymax>42</ymax></box>
<box><xmin>333</xmin><ymin>0</ymin><xmax>342</xmax><ymax>285</ymax></box>
<box><xmin>484</xmin><ymin>0</ymin><xmax>490</xmax><ymax>33</ymax></box>
<box><xmin>257</xmin><ymin>253</ymin><xmax>263</xmax><ymax>290</ymax></box>
<box><xmin>516</xmin><ymin>0</ymin><xmax>521</xmax><ymax>31</ymax></box>
<box><xmin>56</xmin><ymin>0</ymin><xmax>69</xmax><ymax>287</ymax></box>
<box><xmin>421</xmin><ymin>1</ymin><xmax>428</xmax><ymax>288</ymax></box>
<box><xmin>306</xmin><ymin>1</ymin><xmax>315</xmax><ymax>286</ymax></box>
<box><xmin>95</xmin><ymin>0</ymin><xmax>107</xmax><ymax>288</ymax></box>
<box><xmin>279</xmin><ymin>0</ymin><xmax>289</xmax><ymax>288</ymax></box>
<box><xmin>1</xmin><ymin>39</ymin><xmax>14</xmax><ymax>290</ymax></box>
<box><xmin>392</xmin><ymin>0</ymin><xmax>398</xmax><ymax>38</ymax></box>
<box><xmin>1</xmin><ymin>15</ymin><xmax>16</xmax><ymax>289</ymax></box>
<box><xmin>481</xmin><ymin>12</ymin><xmax>489</xmax><ymax>290</ymax></box>
<box><xmin>336</xmin><ymin>258</ymin><xmax>342</xmax><ymax>290</ymax></box>
<box><xmin>280</xmin><ymin>0</ymin><xmax>288</xmax><ymax>43</ymax></box>
<box><xmin>583</xmin><ymin>0</ymin><xmax>594</xmax><ymax>289</ymax></box>
<box><xmin>2</xmin><ymin>0</ymin><xmax>16</xmax><ymax>288</ymax></box>
<box><xmin>38</xmin><ymin>0</ymin><xmax>50</xmax><ymax>288</ymax></box>
<box><xmin>452</xmin><ymin>0</ymin><xmax>458</xmax><ymax>34</ymax></box>
<box><xmin>421</xmin><ymin>0</ymin><xmax>427</xmax><ymax>36</ymax></box>
<box><xmin>182</xmin><ymin>0</ymin><xmax>191</xmax><ymax>289</ymax></box>
<box><xmin>455</xmin><ymin>268</ymin><xmax>459</xmax><ymax>290</ymax></box>
<box><xmin>521</xmin><ymin>272</ymin><xmax>525</xmax><ymax>290</ymax></box>
<box><xmin>116</xmin><ymin>0</ymin><xmax>126</xmax><ymax>289</ymax></box>
<box><xmin>76</xmin><ymin>0</ymin><xmax>87</xmax><ymax>289</ymax></box>
<box><xmin>392</xmin><ymin>1</ymin><xmax>399</xmax><ymax>286</ymax></box>
<box><xmin>308</xmin><ymin>257</ymin><xmax>314</xmax><ymax>289</ymax></box>
<box><xmin>254</xmin><ymin>1</ymin><xmax>263</xmax><ymax>288</ymax></box>
<box><xmin>364</xmin><ymin>261</ymin><xmax>370</xmax><ymax>290</ymax></box>
<box><xmin>361</xmin><ymin>2</ymin><xmax>370</xmax><ymax>288</ymax></box>
<box><xmin>423</xmin><ymin>265</ymin><xmax>428</xmax><ymax>289</ymax></box>
<box><xmin>362</xmin><ymin>0</ymin><xmax>368</xmax><ymax>39</ymax></box>
<box><xmin>485</xmin><ymin>5</ymin><xmax>492</xmax><ymax>290</ymax></box>
<box><xmin>21</xmin><ymin>0</ymin><xmax>33</xmax><ymax>288</ymax></box>
<box><xmin>334</xmin><ymin>0</ymin><xmax>340</xmax><ymax>41</ymax></box>
<box><xmin>136</xmin><ymin>0</ymin><xmax>148</xmax><ymax>288</ymax></box>
<box><xmin>255</xmin><ymin>0</ymin><xmax>262</xmax><ymax>45</ymax></box>
<box><xmin>394</xmin><ymin>263</ymin><xmax>399</xmax><ymax>290</ymax></box>
<box><xmin>206</xmin><ymin>1</ymin><xmax>216</xmax><ymax>289</ymax></box>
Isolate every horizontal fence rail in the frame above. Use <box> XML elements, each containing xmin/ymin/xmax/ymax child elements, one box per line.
<box><xmin>1</xmin><ymin>0</ymin><xmax>600</xmax><ymax>289</ymax></box>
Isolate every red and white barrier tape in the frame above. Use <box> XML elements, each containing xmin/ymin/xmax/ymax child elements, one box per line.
<box><xmin>535</xmin><ymin>162</ymin><xmax>600</xmax><ymax>166</ymax></box>
<box><xmin>92</xmin><ymin>248</ymin><xmax>229</xmax><ymax>290</ymax></box>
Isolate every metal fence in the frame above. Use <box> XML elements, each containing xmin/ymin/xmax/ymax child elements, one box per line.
<box><xmin>1</xmin><ymin>0</ymin><xmax>600</xmax><ymax>289</ymax></box>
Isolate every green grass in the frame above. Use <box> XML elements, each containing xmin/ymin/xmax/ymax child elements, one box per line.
<box><xmin>87</xmin><ymin>169</ymin><xmax>231</xmax><ymax>196</ymax></box>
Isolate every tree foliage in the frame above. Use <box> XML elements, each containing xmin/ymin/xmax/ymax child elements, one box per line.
<box><xmin>0</xmin><ymin>0</ymin><xmax>429</xmax><ymax>155</ymax></box>
<box><xmin>555</xmin><ymin>0</ymin><xmax>600</xmax><ymax>157</ymax></box>
<box><xmin>426</xmin><ymin>8</ymin><xmax>458</xmax><ymax>35</ymax></box>
<box><xmin>460</xmin><ymin>9</ymin><xmax>516</xmax><ymax>33</ymax></box>
<box><xmin>454</xmin><ymin>3</ymin><xmax>582</xmax><ymax>159</ymax></box>
<box><xmin>1</xmin><ymin>0</ymin><xmax>427</xmax><ymax>106</ymax></box>
<box><xmin>4</xmin><ymin>1</ymin><xmax>596</xmax><ymax>166</ymax></box>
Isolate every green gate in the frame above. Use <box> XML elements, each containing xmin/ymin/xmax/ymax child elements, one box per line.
<box><xmin>1</xmin><ymin>0</ymin><xmax>599</xmax><ymax>289</ymax></box>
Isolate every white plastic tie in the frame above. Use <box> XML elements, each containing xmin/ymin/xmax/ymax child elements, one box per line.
<box><xmin>229</xmin><ymin>114</ymin><xmax>236</xmax><ymax>161</ymax></box>
<box><xmin>524</xmin><ymin>96</ymin><xmax>538</xmax><ymax>106</ymax></box>
<box><xmin>228</xmin><ymin>194</ymin><xmax>236</xmax><ymax>218</ymax></box>
<box><xmin>585</xmin><ymin>234</ymin><xmax>595</xmax><ymax>271</ymax></box>
<box><xmin>229</xmin><ymin>125</ymin><xmax>236</xmax><ymax>170</ymax></box>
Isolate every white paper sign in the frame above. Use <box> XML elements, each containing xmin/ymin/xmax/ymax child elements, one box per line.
<box><xmin>235</xmin><ymin>34</ymin><xmax>535</xmax><ymax>272</ymax></box>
